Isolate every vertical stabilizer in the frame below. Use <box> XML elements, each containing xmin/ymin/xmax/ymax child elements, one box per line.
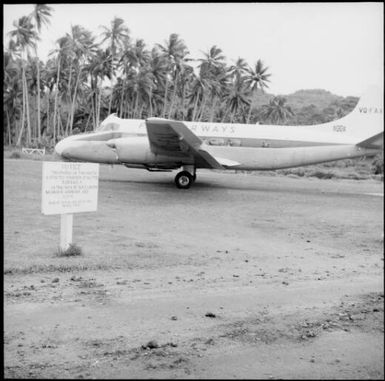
<box><xmin>342</xmin><ymin>86</ymin><xmax>384</xmax><ymax>145</ymax></box>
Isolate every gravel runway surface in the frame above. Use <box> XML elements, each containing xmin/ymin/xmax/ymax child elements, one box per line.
<box><xmin>4</xmin><ymin>160</ymin><xmax>384</xmax><ymax>379</ymax></box>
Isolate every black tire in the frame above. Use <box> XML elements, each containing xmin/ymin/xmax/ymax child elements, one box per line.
<box><xmin>175</xmin><ymin>171</ymin><xmax>193</xmax><ymax>189</ymax></box>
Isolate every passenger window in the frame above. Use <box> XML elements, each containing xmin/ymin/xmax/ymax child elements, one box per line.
<box><xmin>229</xmin><ymin>139</ymin><xmax>241</xmax><ymax>147</ymax></box>
<box><xmin>207</xmin><ymin>138</ymin><xmax>226</xmax><ymax>146</ymax></box>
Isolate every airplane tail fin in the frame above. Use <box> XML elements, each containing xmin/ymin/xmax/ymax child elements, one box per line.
<box><xmin>342</xmin><ymin>85</ymin><xmax>384</xmax><ymax>148</ymax></box>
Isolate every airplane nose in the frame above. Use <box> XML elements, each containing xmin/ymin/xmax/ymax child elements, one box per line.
<box><xmin>54</xmin><ymin>140</ymin><xmax>65</xmax><ymax>156</ymax></box>
<box><xmin>55</xmin><ymin>138</ymin><xmax>73</xmax><ymax>157</ymax></box>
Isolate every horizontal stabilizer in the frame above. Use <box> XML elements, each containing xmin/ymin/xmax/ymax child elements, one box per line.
<box><xmin>357</xmin><ymin>132</ymin><xmax>383</xmax><ymax>149</ymax></box>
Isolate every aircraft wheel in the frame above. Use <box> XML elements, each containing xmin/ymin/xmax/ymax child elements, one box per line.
<box><xmin>175</xmin><ymin>171</ymin><xmax>193</xmax><ymax>189</ymax></box>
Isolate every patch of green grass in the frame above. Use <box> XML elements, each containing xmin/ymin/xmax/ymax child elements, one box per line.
<box><xmin>4</xmin><ymin>263</ymin><xmax>123</xmax><ymax>275</ymax></box>
<box><xmin>371</xmin><ymin>153</ymin><xmax>384</xmax><ymax>175</ymax></box>
<box><xmin>308</xmin><ymin>170</ymin><xmax>336</xmax><ymax>180</ymax></box>
<box><xmin>4</xmin><ymin>146</ymin><xmax>58</xmax><ymax>161</ymax></box>
<box><xmin>56</xmin><ymin>243</ymin><xmax>83</xmax><ymax>257</ymax></box>
<box><xmin>9</xmin><ymin>151</ymin><xmax>21</xmax><ymax>159</ymax></box>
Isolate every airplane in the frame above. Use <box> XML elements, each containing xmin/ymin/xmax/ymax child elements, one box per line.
<box><xmin>55</xmin><ymin>86</ymin><xmax>383</xmax><ymax>189</ymax></box>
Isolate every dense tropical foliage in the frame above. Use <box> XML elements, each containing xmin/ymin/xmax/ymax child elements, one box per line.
<box><xmin>4</xmin><ymin>6</ymin><xmax>360</xmax><ymax>149</ymax></box>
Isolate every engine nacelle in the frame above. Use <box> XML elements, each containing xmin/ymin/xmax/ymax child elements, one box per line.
<box><xmin>107</xmin><ymin>136</ymin><xmax>191</xmax><ymax>167</ymax></box>
<box><xmin>107</xmin><ymin>136</ymin><xmax>151</xmax><ymax>163</ymax></box>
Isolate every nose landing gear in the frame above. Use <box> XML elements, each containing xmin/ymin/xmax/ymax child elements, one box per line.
<box><xmin>174</xmin><ymin>166</ymin><xmax>196</xmax><ymax>189</ymax></box>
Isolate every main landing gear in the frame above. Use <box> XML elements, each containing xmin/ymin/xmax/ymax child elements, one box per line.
<box><xmin>174</xmin><ymin>166</ymin><xmax>196</xmax><ymax>189</ymax></box>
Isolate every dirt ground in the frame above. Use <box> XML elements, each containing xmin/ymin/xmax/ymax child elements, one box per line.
<box><xmin>4</xmin><ymin>159</ymin><xmax>384</xmax><ymax>379</ymax></box>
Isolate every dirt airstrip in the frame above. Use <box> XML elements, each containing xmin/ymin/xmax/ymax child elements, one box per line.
<box><xmin>4</xmin><ymin>159</ymin><xmax>384</xmax><ymax>379</ymax></box>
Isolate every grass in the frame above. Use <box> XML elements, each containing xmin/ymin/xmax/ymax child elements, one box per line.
<box><xmin>4</xmin><ymin>146</ymin><xmax>58</xmax><ymax>161</ymax></box>
<box><xmin>274</xmin><ymin>157</ymin><xmax>383</xmax><ymax>181</ymax></box>
<box><xmin>9</xmin><ymin>151</ymin><xmax>21</xmax><ymax>159</ymax></box>
<box><xmin>4</xmin><ymin>263</ymin><xmax>121</xmax><ymax>275</ymax></box>
<box><xmin>56</xmin><ymin>243</ymin><xmax>83</xmax><ymax>257</ymax></box>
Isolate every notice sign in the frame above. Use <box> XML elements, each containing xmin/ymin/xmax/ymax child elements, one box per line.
<box><xmin>42</xmin><ymin>162</ymin><xmax>99</xmax><ymax>215</ymax></box>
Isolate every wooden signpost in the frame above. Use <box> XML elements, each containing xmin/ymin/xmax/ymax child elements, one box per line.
<box><xmin>41</xmin><ymin>162</ymin><xmax>99</xmax><ymax>251</ymax></box>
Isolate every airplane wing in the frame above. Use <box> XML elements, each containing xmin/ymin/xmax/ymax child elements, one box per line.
<box><xmin>145</xmin><ymin>118</ymin><xmax>227</xmax><ymax>169</ymax></box>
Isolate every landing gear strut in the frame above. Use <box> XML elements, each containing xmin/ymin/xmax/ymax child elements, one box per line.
<box><xmin>174</xmin><ymin>166</ymin><xmax>196</xmax><ymax>189</ymax></box>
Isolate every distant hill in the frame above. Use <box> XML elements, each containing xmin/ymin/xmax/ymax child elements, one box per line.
<box><xmin>251</xmin><ymin>88</ymin><xmax>359</xmax><ymax>125</ymax></box>
<box><xmin>253</xmin><ymin>88</ymin><xmax>354</xmax><ymax>109</ymax></box>
<box><xmin>283</xmin><ymin>89</ymin><xmax>345</xmax><ymax>110</ymax></box>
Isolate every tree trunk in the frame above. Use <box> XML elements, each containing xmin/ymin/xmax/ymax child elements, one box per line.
<box><xmin>16</xmin><ymin>80</ymin><xmax>26</xmax><ymax>146</ymax></box>
<box><xmin>53</xmin><ymin>56</ymin><xmax>61</xmax><ymax>144</ymax></box>
<box><xmin>46</xmin><ymin>92</ymin><xmax>50</xmax><ymax>139</ymax></box>
<box><xmin>246</xmin><ymin>91</ymin><xmax>256</xmax><ymax>124</ymax></box>
<box><xmin>85</xmin><ymin>112</ymin><xmax>92</xmax><ymax>132</ymax></box>
<box><xmin>198</xmin><ymin>93</ymin><xmax>208</xmax><ymax>122</ymax></box>
<box><xmin>24</xmin><ymin>72</ymin><xmax>32</xmax><ymax>146</ymax></box>
<box><xmin>168</xmin><ymin>72</ymin><xmax>180</xmax><ymax>118</ymax></box>
<box><xmin>65</xmin><ymin>60</ymin><xmax>73</xmax><ymax>135</ymax></box>
<box><xmin>119</xmin><ymin>81</ymin><xmax>125</xmax><ymax>118</ymax></box>
<box><xmin>209</xmin><ymin>97</ymin><xmax>218</xmax><ymax>122</ymax></box>
<box><xmin>96</xmin><ymin>89</ymin><xmax>102</xmax><ymax>128</ymax></box>
<box><xmin>57</xmin><ymin>112</ymin><xmax>62</xmax><ymax>137</ymax></box>
<box><xmin>133</xmin><ymin>92</ymin><xmax>139</xmax><ymax>118</ymax></box>
<box><xmin>69</xmin><ymin>67</ymin><xmax>81</xmax><ymax>135</ymax></box>
<box><xmin>108</xmin><ymin>86</ymin><xmax>114</xmax><ymax>115</ymax></box>
<box><xmin>181</xmin><ymin>83</ymin><xmax>187</xmax><ymax>120</ymax></box>
<box><xmin>127</xmin><ymin>95</ymin><xmax>131</xmax><ymax>118</ymax></box>
<box><xmin>162</xmin><ymin>78</ymin><xmax>170</xmax><ymax>117</ymax></box>
<box><xmin>91</xmin><ymin>94</ymin><xmax>96</xmax><ymax>131</ymax></box>
<box><xmin>138</xmin><ymin>103</ymin><xmax>144</xmax><ymax>119</ymax></box>
<box><xmin>149</xmin><ymin>87</ymin><xmax>153</xmax><ymax>117</ymax></box>
<box><xmin>6</xmin><ymin>109</ymin><xmax>12</xmax><ymax>146</ymax></box>
<box><xmin>35</xmin><ymin>52</ymin><xmax>41</xmax><ymax>142</ymax></box>
<box><xmin>192</xmin><ymin>93</ymin><xmax>199</xmax><ymax>121</ymax></box>
<box><xmin>108</xmin><ymin>60</ymin><xmax>114</xmax><ymax>115</ymax></box>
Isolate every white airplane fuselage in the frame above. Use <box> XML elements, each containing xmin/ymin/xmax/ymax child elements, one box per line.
<box><xmin>55</xmin><ymin>117</ymin><xmax>381</xmax><ymax>169</ymax></box>
<box><xmin>55</xmin><ymin>86</ymin><xmax>383</xmax><ymax>188</ymax></box>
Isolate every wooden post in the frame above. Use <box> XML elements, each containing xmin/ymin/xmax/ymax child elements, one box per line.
<box><xmin>60</xmin><ymin>213</ymin><xmax>73</xmax><ymax>251</ymax></box>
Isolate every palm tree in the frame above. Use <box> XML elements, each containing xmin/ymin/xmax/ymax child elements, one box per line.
<box><xmin>196</xmin><ymin>46</ymin><xmax>228</xmax><ymax>121</ymax></box>
<box><xmin>100</xmin><ymin>17</ymin><xmax>130</xmax><ymax>115</ymax></box>
<box><xmin>223</xmin><ymin>75</ymin><xmax>250</xmax><ymax>123</ymax></box>
<box><xmin>147</xmin><ymin>47</ymin><xmax>168</xmax><ymax>117</ymax></box>
<box><xmin>245</xmin><ymin>59</ymin><xmax>271</xmax><ymax>123</ymax></box>
<box><xmin>168</xmin><ymin>57</ymin><xmax>193</xmax><ymax>119</ymax></box>
<box><xmin>48</xmin><ymin>35</ymin><xmax>71</xmax><ymax>142</ymax></box>
<box><xmin>175</xmin><ymin>64</ymin><xmax>194</xmax><ymax>120</ymax></box>
<box><xmin>229</xmin><ymin>57</ymin><xmax>248</xmax><ymax>81</ymax></box>
<box><xmin>86</xmin><ymin>48</ymin><xmax>112</xmax><ymax>128</ymax></box>
<box><xmin>187</xmin><ymin>73</ymin><xmax>207</xmax><ymax>121</ymax></box>
<box><xmin>157</xmin><ymin>33</ymin><xmax>189</xmax><ymax>117</ymax></box>
<box><xmin>197</xmin><ymin>45</ymin><xmax>226</xmax><ymax>77</ymax></box>
<box><xmin>4</xmin><ymin>51</ymin><xmax>22</xmax><ymax>145</ymax></box>
<box><xmin>8</xmin><ymin>16</ymin><xmax>37</xmax><ymax>146</ymax></box>
<box><xmin>132</xmin><ymin>66</ymin><xmax>154</xmax><ymax>118</ymax></box>
<box><xmin>30</xmin><ymin>4</ymin><xmax>53</xmax><ymax>142</ymax></box>
<box><xmin>65</xmin><ymin>26</ymin><xmax>97</xmax><ymax>134</ymax></box>
<box><xmin>260</xmin><ymin>96</ymin><xmax>295</xmax><ymax>124</ymax></box>
<box><xmin>118</xmin><ymin>38</ymin><xmax>150</xmax><ymax>118</ymax></box>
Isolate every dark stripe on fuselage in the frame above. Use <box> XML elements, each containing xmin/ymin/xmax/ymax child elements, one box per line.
<box><xmin>73</xmin><ymin>131</ymin><xmax>125</xmax><ymax>141</ymax></box>
<box><xmin>72</xmin><ymin>131</ymin><xmax>341</xmax><ymax>148</ymax></box>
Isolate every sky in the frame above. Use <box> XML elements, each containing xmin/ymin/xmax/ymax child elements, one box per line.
<box><xmin>3</xmin><ymin>2</ymin><xmax>384</xmax><ymax>96</ymax></box>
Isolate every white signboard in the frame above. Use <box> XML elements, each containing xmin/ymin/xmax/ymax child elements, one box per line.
<box><xmin>42</xmin><ymin>162</ymin><xmax>99</xmax><ymax>215</ymax></box>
